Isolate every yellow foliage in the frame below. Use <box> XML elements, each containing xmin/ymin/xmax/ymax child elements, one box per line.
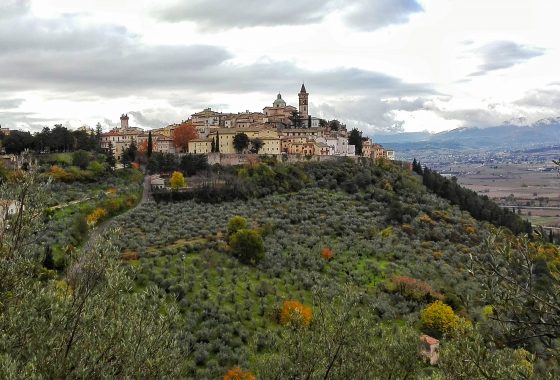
<box><xmin>380</xmin><ymin>226</ymin><xmax>393</xmax><ymax>238</ymax></box>
<box><xmin>53</xmin><ymin>280</ymin><xmax>72</xmax><ymax>299</ymax></box>
<box><xmin>463</xmin><ymin>225</ymin><xmax>477</xmax><ymax>234</ymax></box>
<box><xmin>417</xmin><ymin>214</ymin><xmax>436</xmax><ymax>225</ymax></box>
<box><xmin>86</xmin><ymin>207</ymin><xmax>108</xmax><ymax>227</ymax></box>
<box><xmin>514</xmin><ymin>349</ymin><xmax>534</xmax><ymax>376</ymax></box>
<box><xmin>432</xmin><ymin>210</ymin><xmax>451</xmax><ymax>222</ymax></box>
<box><xmin>280</xmin><ymin>300</ymin><xmax>313</xmax><ymax>328</ymax></box>
<box><xmin>482</xmin><ymin>305</ymin><xmax>494</xmax><ymax>318</ymax></box>
<box><xmin>49</xmin><ymin>165</ymin><xmax>71</xmax><ymax>182</ymax></box>
<box><xmin>420</xmin><ymin>300</ymin><xmax>465</xmax><ymax>335</ymax></box>
<box><xmin>170</xmin><ymin>171</ymin><xmax>186</xmax><ymax>190</ymax></box>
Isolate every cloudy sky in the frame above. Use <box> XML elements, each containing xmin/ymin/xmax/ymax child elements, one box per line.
<box><xmin>1</xmin><ymin>0</ymin><xmax>559</xmax><ymax>135</ymax></box>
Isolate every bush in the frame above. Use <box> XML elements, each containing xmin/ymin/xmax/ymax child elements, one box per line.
<box><xmin>227</xmin><ymin>216</ymin><xmax>247</xmax><ymax>237</ymax></box>
<box><xmin>420</xmin><ymin>300</ymin><xmax>466</xmax><ymax>337</ymax></box>
<box><xmin>223</xmin><ymin>367</ymin><xmax>255</xmax><ymax>380</ymax></box>
<box><xmin>86</xmin><ymin>207</ymin><xmax>108</xmax><ymax>227</ymax></box>
<box><xmin>385</xmin><ymin>276</ymin><xmax>443</xmax><ymax>302</ymax></box>
<box><xmin>72</xmin><ymin>150</ymin><xmax>90</xmax><ymax>169</ymax></box>
<box><xmin>229</xmin><ymin>229</ymin><xmax>264</xmax><ymax>265</ymax></box>
<box><xmin>279</xmin><ymin>300</ymin><xmax>313</xmax><ymax>328</ymax></box>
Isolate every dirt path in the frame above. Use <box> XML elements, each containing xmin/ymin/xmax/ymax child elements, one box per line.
<box><xmin>83</xmin><ymin>175</ymin><xmax>152</xmax><ymax>251</ymax></box>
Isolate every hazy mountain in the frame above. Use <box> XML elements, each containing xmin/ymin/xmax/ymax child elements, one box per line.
<box><xmin>373</xmin><ymin>118</ymin><xmax>560</xmax><ymax>150</ymax></box>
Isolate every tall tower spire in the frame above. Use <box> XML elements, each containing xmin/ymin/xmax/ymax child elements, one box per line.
<box><xmin>298</xmin><ymin>83</ymin><xmax>309</xmax><ymax>118</ymax></box>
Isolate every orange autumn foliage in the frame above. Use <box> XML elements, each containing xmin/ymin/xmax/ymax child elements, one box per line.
<box><xmin>139</xmin><ymin>139</ymin><xmax>158</xmax><ymax>154</ymax></box>
<box><xmin>173</xmin><ymin>122</ymin><xmax>199</xmax><ymax>152</ymax></box>
<box><xmin>321</xmin><ymin>247</ymin><xmax>333</xmax><ymax>260</ymax></box>
<box><xmin>138</xmin><ymin>140</ymin><xmax>148</xmax><ymax>154</ymax></box>
<box><xmin>223</xmin><ymin>367</ymin><xmax>256</xmax><ymax>380</ymax></box>
<box><xmin>280</xmin><ymin>300</ymin><xmax>313</xmax><ymax>327</ymax></box>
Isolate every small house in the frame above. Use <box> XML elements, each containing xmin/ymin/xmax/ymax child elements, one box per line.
<box><xmin>419</xmin><ymin>334</ymin><xmax>440</xmax><ymax>365</ymax></box>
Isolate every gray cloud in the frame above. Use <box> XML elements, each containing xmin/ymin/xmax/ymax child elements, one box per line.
<box><xmin>0</xmin><ymin>111</ymin><xmax>58</xmax><ymax>132</ymax></box>
<box><xmin>155</xmin><ymin>0</ymin><xmax>422</xmax><ymax>31</ymax></box>
<box><xmin>514</xmin><ymin>86</ymin><xmax>560</xmax><ymax>109</ymax></box>
<box><xmin>314</xmin><ymin>96</ymin><xmax>435</xmax><ymax>134</ymax></box>
<box><xmin>0</xmin><ymin>3</ymin><xmax>433</xmax><ymax>131</ymax></box>
<box><xmin>342</xmin><ymin>0</ymin><xmax>423</xmax><ymax>31</ymax></box>
<box><xmin>470</xmin><ymin>41</ymin><xmax>544</xmax><ymax>76</ymax></box>
<box><xmin>0</xmin><ymin>9</ymin><xmax>432</xmax><ymax>98</ymax></box>
<box><xmin>128</xmin><ymin>110</ymin><xmax>182</xmax><ymax>129</ymax></box>
<box><xmin>156</xmin><ymin>0</ymin><xmax>332</xmax><ymax>29</ymax></box>
<box><xmin>0</xmin><ymin>98</ymin><xmax>24</xmax><ymax>109</ymax></box>
<box><xmin>0</xmin><ymin>0</ymin><xmax>30</xmax><ymax>20</ymax></box>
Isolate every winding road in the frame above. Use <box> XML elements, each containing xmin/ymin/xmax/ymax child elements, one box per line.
<box><xmin>83</xmin><ymin>175</ymin><xmax>152</xmax><ymax>251</ymax></box>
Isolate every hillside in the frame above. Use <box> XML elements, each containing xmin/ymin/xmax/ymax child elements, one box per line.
<box><xmin>2</xmin><ymin>158</ymin><xmax>558</xmax><ymax>379</ymax></box>
<box><xmin>107</xmin><ymin>159</ymin><xmax>556</xmax><ymax>378</ymax></box>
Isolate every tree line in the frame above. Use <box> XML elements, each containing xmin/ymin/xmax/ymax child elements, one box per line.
<box><xmin>413</xmin><ymin>159</ymin><xmax>533</xmax><ymax>235</ymax></box>
<box><xmin>0</xmin><ymin>124</ymin><xmax>102</xmax><ymax>154</ymax></box>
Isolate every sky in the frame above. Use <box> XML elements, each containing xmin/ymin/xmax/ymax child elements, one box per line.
<box><xmin>1</xmin><ymin>0</ymin><xmax>559</xmax><ymax>136</ymax></box>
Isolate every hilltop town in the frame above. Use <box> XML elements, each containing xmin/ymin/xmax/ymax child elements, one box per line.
<box><xmin>99</xmin><ymin>85</ymin><xmax>394</xmax><ymax>164</ymax></box>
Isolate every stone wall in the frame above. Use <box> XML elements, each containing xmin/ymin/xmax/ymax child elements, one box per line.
<box><xmin>207</xmin><ymin>152</ymin><xmax>358</xmax><ymax>166</ymax></box>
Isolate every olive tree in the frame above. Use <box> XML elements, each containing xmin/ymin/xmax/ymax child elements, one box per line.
<box><xmin>0</xmin><ymin>172</ymin><xmax>187</xmax><ymax>378</ymax></box>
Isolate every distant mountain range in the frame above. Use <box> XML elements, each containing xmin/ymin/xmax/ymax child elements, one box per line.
<box><xmin>373</xmin><ymin>118</ymin><xmax>560</xmax><ymax>151</ymax></box>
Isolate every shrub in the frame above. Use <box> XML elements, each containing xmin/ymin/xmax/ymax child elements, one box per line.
<box><xmin>229</xmin><ymin>229</ymin><xmax>264</xmax><ymax>264</ymax></box>
<box><xmin>86</xmin><ymin>207</ymin><xmax>108</xmax><ymax>227</ymax></box>
<box><xmin>279</xmin><ymin>300</ymin><xmax>313</xmax><ymax>328</ymax></box>
<box><xmin>227</xmin><ymin>216</ymin><xmax>247</xmax><ymax>237</ymax></box>
<box><xmin>72</xmin><ymin>150</ymin><xmax>90</xmax><ymax>169</ymax></box>
<box><xmin>420</xmin><ymin>300</ymin><xmax>466</xmax><ymax>336</ymax></box>
<box><xmin>385</xmin><ymin>276</ymin><xmax>443</xmax><ymax>302</ymax></box>
<box><xmin>321</xmin><ymin>247</ymin><xmax>333</xmax><ymax>261</ymax></box>
<box><xmin>170</xmin><ymin>171</ymin><xmax>186</xmax><ymax>190</ymax></box>
<box><xmin>87</xmin><ymin>161</ymin><xmax>106</xmax><ymax>174</ymax></box>
<box><xmin>223</xmin><ymin>367</ymin><xmax>256</xmax><ymax>380</ymax></box>
<box><xmin>49</xmin><ymin>165</ymin><xmax>71</xmax><ymax>182</ymax></box>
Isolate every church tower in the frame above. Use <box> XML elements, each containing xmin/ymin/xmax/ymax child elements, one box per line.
<box><xmin>298</xmin><ymin>84</ymin><xmax>309</xmax><ymax>118</ymax></box>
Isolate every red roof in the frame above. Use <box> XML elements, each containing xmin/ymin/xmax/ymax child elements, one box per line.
<box><xmin>420</xmin><ymin>335</ymin><xmax>439</xmax><ymax>345</ymax></box>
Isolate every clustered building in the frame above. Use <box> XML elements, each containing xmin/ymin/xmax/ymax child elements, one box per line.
<box><xmin>101</xmin><ymin>85</ymin><xmax>395</xmax><ymax>162</ymax></box>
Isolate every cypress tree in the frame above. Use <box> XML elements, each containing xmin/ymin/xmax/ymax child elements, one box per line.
<box><xmin>147</xmin><ymin>131</ymin><xmax>153</xmax><ymax>158</ymax></box>
<box><xmin>215</xmin><ymin>132</ymin><xmax>220</xmax><ymax>153</ymax></box>
<box><xmin>211</xmin><ymin>137</ymin><xmax>216</xmax><ymax>153</ymax></box>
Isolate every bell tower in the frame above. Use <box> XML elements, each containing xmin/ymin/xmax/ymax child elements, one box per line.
<box><xmin>298</xmin><ymin>84</ymin><xmax>309</xmax><ymax>118</ymax></box>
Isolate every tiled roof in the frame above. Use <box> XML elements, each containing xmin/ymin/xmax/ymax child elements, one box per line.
<box><xmin>420</xmin><ymin>335</ymin><xmax>439</xmax><ymax>346</ymax></box>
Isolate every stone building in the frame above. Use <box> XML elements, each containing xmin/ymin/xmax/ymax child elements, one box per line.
<box><xmin>209</xmin><ymin>127</ymin><xmax>281</xmax><ymax>154</ymax></box>
<box><xmin>419</xmin><ymin>335</ymin><xmax>439</xmax><ymax>365</ymax></box>
<box><xmin>263</xmin><ymin>94</ymin><xmax>297</xmax><ymax>127</ymax></box>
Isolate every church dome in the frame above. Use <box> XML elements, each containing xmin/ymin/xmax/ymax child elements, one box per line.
<box><xmin>273</xmin><ymin>93</ymin><xmax>286</xmax><ymax>108</ymax></box>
